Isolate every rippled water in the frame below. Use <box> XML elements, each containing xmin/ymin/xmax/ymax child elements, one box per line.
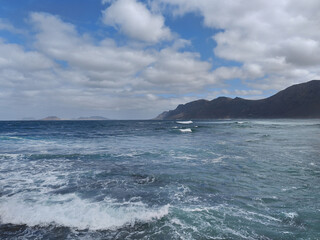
<box><xmin>0</xmin><ymin>120</ymin><xmax>319</xmax><ymax>239</ymax></box>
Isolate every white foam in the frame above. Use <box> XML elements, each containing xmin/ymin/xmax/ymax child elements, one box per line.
<box><xmin>0</xmin><ymin>194</ymin><xmax>169</xmax><ymax>230</ymax></box>
<box><xmin>199</xmin><ymin>121</ymin><xmax>232</xmax><ymax>124</ymax></box>
<box><xmin>281</xmin><ymin>186</ymin><xmax>297</xmax><ymax>192</ymax></box>
<box><xmin>170</xmin><ymin>218</ymin><xmax>183</xmax><ymax>226</ymax></box>
<box><xmin>179</xmin><ymin>128</ymin><xmax>192</xmax><ymax>133</ymax></box>
<box><xmin>173</xmin><ymin>155</ymin><xmax>195</xmax><ymax>160</ymax></box>
<box><xmin>173</xmin><ymin>184</ymin><xmax>191</xmax><ymax>201</ymax></box>
<box><xmin>176</xmin><ymin>121</ymin><xmax>193</xmax><ymax>124</ymax></box>
<box><xmin>208</xmin><ymin>156</ymin><xmax>225</xmax><ymax>163</ymax></box>
<box><xmin>182</xmin><ymin>204</ymin><xmax>281</xmax><ymax>224</ymax></box>
<box><xmin>283</xmin><ymin>212</ymin><xmax>298</xmax><ymax>219</ymax></box>
<box><xmin>176</xmin><ymin>205</ymin><xmax>261</xmax><ymax>240</ymax></box>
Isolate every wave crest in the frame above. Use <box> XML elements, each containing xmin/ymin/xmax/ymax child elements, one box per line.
<box><xmin>0</xmin><ymin>194</ymin><xmax>169</xmax><ymax>230</ymax></box>
<box><xmin>176</xmin><ymin>121</ymin><xmax>193</xmax><ymax>124</ymax></box>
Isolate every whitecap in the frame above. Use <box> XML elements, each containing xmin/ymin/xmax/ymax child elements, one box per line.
<box><xmin>281</xmin><ymin>186</ymin><xmax>297</xmax><ymax>192</ymax></box>
<box><xmin>176</xmin><ymin>121</ymin><xmax>193</xmax><ymax>124</ymax></box>
<box><xmin>208</xmin><ymin>156</ymin><xmax>225</xmax><ymax>163</ymax></box>
<box><xmin>283</xmin><ymin>212</ymin><xmax>298</xmax><ymax>219</ymax></box>
<box><xmin>179</xmin><ymin>128</ymin><xmax>192</xmax><ymax>133</ymax></box>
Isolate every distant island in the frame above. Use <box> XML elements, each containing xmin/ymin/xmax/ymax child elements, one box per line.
<box><xmin>41</xmin><ymin>116</ymin><xmax>61</xmax><ymax>121</ymax></box>
<box><xmin>155</xmin><ymin>80</ymin><xmax>320</xmax><ymax>119</ymax></box>
<box><xmin>40</xmin><ymin>116</ymin><xmax>109</xmax><ymax>121</ymax></box>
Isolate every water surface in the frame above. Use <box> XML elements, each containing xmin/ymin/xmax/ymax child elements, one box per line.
<box><xmin>0</xmin><ymin>120</ymin><xmax>319</xmax><ymax>239</ymax></box>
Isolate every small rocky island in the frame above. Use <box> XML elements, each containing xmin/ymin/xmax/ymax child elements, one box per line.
<box><xmin>155</xmin><ymin>80</ymin><xmax>320</xmax><ymax>119</ymax></box>
<box><xmin>41</xmin><ymin>116</ymin><xmax>61</xmax><ymax>121</ymax></box>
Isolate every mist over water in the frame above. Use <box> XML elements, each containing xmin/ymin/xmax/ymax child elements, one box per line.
<box><xmin>0</xmin><ymin>120</ymin><xmax>319</xmax><ymax>239</ymax></box>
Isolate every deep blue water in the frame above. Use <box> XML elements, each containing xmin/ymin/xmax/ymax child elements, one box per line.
<box><xmin>0</xmin><ymin>120</ymin><xmax>319</xmax><ymax>239</ymax></box>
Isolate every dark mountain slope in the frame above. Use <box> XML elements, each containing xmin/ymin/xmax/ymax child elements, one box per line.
<box><xmin>155</xmin><ymin>80</ymin><xmax>320</xmax><ymax>119</ymax></box>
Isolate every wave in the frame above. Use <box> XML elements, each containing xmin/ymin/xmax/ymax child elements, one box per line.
<box><xmin>176</xmin><ymin>121</ymin><xmax>193</xmax><ymax>124</ymax></box>
<box><xmin>0</xmin><ymin>194</ymin><xmax>169</xmax><ymax>230</ymax></box>
<box><xmin>251</xmin><ymin>120</ymin><xmax>320</xmax><ymax>127</ymax></box>
<box><xmin>182</xmin><ymin>204</ymin><xmax>282</xmax><ymax>223</ymax></box>
<box><xmin>179</xmin><ymin>128</ymin><xmax>192</xmax><ymax>133</ymax></box>
<box><xmin>132</xmin><ymin>174</ymin><xmax>156</xmax><ymax>184</ymax></box>
<box><xmin>281</xmin><ymin>212</ymin><xmax>301</xmax><ymax>226</ymax></box>
<box><xmin>0</xmin><ymin>153</ymin><xmax>22</xmax><ymax>160</ymax></box>
<box><xmin>0</xmin><ymin>136</ymin><xmax>24</xmax><ymax>141</ymax></box>
<box><xmin>168</xmin><ymin>204</ymin><xmax>283</xmax><ymax>239</ymax></box>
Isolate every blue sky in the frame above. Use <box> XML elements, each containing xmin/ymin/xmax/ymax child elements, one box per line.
<box><xmin>0</xmin><ymin>0</ymin><xmax>319</xmax><ymax>119</ymax></box>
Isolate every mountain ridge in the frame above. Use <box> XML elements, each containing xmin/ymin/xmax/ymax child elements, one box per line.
<box><xmin>155</xmin><ymin>80</ymin><xmax>320</xmax><ymax>119</ymax></box>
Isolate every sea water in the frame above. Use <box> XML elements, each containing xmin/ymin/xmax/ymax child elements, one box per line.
<box><xmin>0</xmin><ymin>120</ymin><xmax>319</xmax><ymax>239</ymax></box>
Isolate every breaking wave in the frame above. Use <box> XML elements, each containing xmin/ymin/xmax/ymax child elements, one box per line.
<box><xmin>0</xmin><ymin>194</ymin><xmax>169</xmax><ymax>230</ymax></box>
<box><xmin>176</xmin><ymin>121</ymin><xmax>193</xmax><ymax>124</ymax></box>
<box><xmin>179</xmin><ymin>128</ymin><xmax>192</xmax><ymax>133</ymax></box>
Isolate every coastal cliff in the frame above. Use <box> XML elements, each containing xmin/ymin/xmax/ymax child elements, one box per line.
<box><xmin>155</xmin><ymin>80</ymin><xmax>320</xmax><ymax>119</ymax></box>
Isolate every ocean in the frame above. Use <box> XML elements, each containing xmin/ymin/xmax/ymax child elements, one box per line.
<box><xmin>0</xmin><ymin>120</ymin><xmax>319</xmax><ymax>239</ymax></box>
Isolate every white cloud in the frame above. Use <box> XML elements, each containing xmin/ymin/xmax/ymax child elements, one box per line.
<box><xmin>234</xmin><ymin>89</ymin><xmax>263</xmax><ymax>97</ymax></box>
<box><xmin>29</xmin><ymin>12</ymin><xmax>220</xmax><ymax>93</ymax></box>
<box><xmin>157</xmin><ymin>0</ymin><xmax>320</xmax><ymax>89</ymax></box>
<box><xmin>140</xmin><ymin>48</ymin><xmax>217</xmax><ymax>93</ymax></box>
<box><xmin>0</xmin><ymin>12</ymin><xmax>221</xmax><ymax>119</ymax></box>
<box><xmin>102</xmin><ymin>0</ymin><xmax>171</xmax><ymax>42</ymax></box>
<box><xmin>30</xmin><ymin>12</ymin><xmax>156</xmax><ymax>87</ymax></box>
<box><xmin>0</xmin><ymin>39</ymin><xmax>53</xmax><ymax>71</ymax></box>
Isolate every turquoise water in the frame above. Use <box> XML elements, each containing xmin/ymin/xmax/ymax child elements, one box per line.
<box><xmin>0</xmin><ymin>120</ymin><xmax>319</xmax><ymax>239</ymax></box>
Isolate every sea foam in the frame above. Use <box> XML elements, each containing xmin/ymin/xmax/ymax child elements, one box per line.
<box><xmin>176</xmin><ymin>121</ymin><xmax>193</xmax><ymax>124</ymax></box>
<box><xmin>179</xmin><ymin>128</ymin><xmax>192</xmax><ymax>133</ymax></box>
<box><xmin>0</xmin><ymin>194</ymin><xmax>169</xmax><ymax>230</ymax></box>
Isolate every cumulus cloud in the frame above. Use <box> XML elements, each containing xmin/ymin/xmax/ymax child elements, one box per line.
<box><xmin>0</xmin><ymin>40</ymin><xmax>53</xmax><ymax>71</ymax></box>
<box><xmin>140</xmin><ymin>48</ymin><xmax>217</xmax><ymax>93</ymax></box>
<box><xmin>0</xmin><ymin>12</ymin><xmax>220</xmax><ymax>119</ymax></box>
<box><xmin>30</xmin><ymin>12</ymin><xmax>155</xmax><ymax>87</ymax></box>
<box><xmin>157</xmin><ymin>0</ymin><xmax>320</xmax><ymax>89</ymax></box>
<box><xmin>29</xmin><ymin>12</ymin><xmax>219</xmax><ymax>93</ymax></box>
<box><xmin>102</xmin><ymin>0</ymin><xmax>171</xmax><ymax>42</ymax></box>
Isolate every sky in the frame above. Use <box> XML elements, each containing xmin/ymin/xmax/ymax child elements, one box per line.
<box><xmin>0</xmin><ymin>0</ymin><xmax>320</xmax><ymax>120</ymax></box>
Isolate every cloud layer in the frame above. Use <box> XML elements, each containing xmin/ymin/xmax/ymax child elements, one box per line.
<box><xmin>158</xmin><ymin>0</ymin><xmax>320</xmax><ymax>89</ymax></box>
<box><xmin>1</xmin><ymin>0</ymin><xmax>320</xmax><ymax>119</ymax></box>
<box><xmin>0</xmin><ymin>10</ymin><xmax>219</xmax><ymax>119</ymax></box>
